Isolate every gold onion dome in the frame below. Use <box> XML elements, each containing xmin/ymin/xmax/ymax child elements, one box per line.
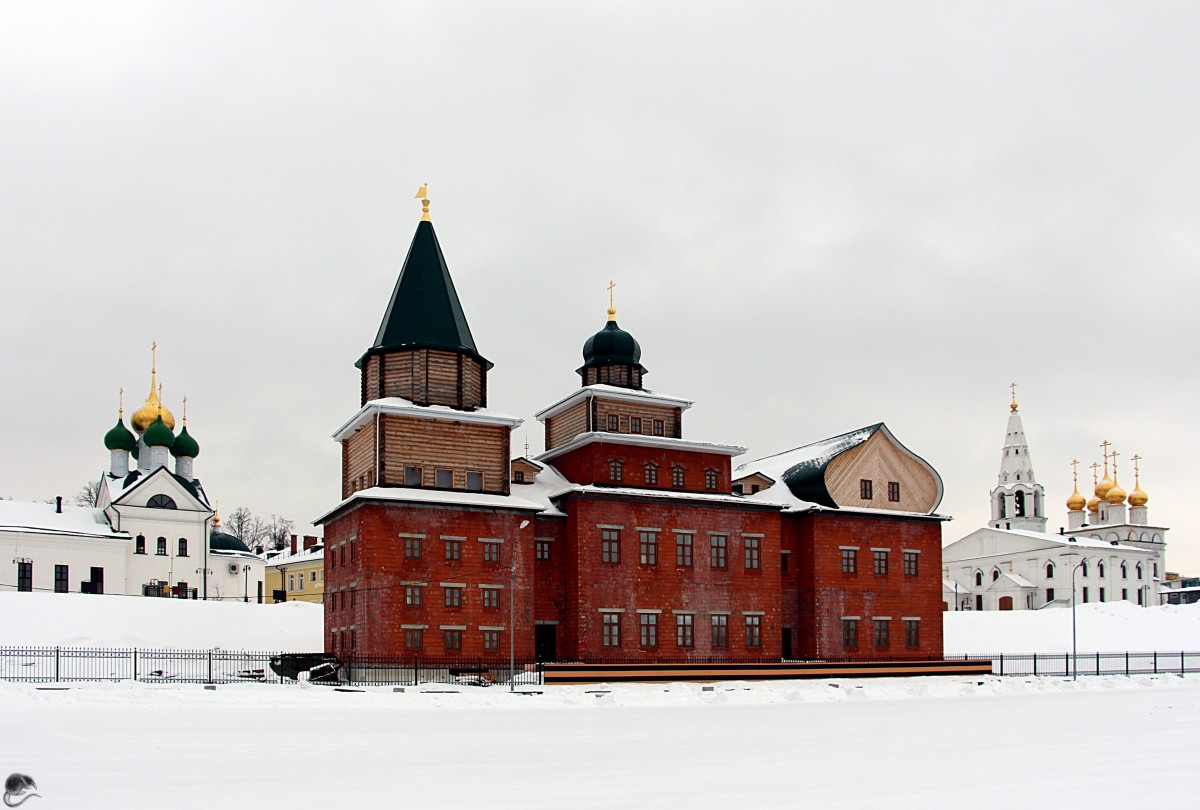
<box><xmin>1087</xmin><ymin>496</ymin><xmax>1100</xmax><ymax>514</ymax></box>
<box><xmin>1105</xmin><ymin>474</ymin><xmax>1127</xmax><ymax>505</ymax></box>
<box><xmin>1128</xmin><ymin>483</ymin><xmax>1148</xmax><ymax>507</ymax></box>
<box><xmin>1066</xmin><ymin>486</ymin><xmax>1086</xmax><ymax>512</ymax></box>
<box><xmin>1094</xmin><ymin>473</ymin><xmax>1112</xmax><ymax>500</ymax></box>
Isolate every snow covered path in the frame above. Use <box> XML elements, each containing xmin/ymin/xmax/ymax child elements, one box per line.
<box><xmin>3</xmin><ymin>675</ymin><xmax>1196</xmax><ymax>808</ymax></box>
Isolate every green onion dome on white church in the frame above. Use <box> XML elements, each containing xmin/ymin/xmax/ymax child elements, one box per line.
<box><xmin>143</xmin><ymin>415</ymin><xmax>175</xmax><ymax>449</ymax></box>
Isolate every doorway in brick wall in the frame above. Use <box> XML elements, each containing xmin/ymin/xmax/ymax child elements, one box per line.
<box><xmin>535</xmin><ymin>624</ymin><xmax>557</xmax><ymax>662</ymax></box>
<box><xmin>782</xmin><ymin>627</ymin><xmax>793</xmax><ymax>660</ymax></box>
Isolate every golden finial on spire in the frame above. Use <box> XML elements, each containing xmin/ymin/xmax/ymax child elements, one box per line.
<box><xmin>1009</xmin><ymin>382</ymin><xmax>1018</xmax><ymax>411</ymax></box>
<box><xmin>213</xmin><ymin>500</ymin><xmax>221</xmax><ymax>528</ymax></box>
<box><xmin>182</xmin><ymin>395</ymin><xmax>188</xmax><ymax>427</ymax></box>
<box><xmin>415</xmin><ymin>183</ymin><xmax>430</xmax><ymax>222</ymax></box>
<box><xmin>132</xmin><ymin>342</ymin><xmax>175</xmax><ymax>432</ymax></box>
<box><xmin>118</xmin><ymin>387</ymin><xmax>124</xmax><ymax>419</ymax></box>
<box><xmin>1090</xmin><ymin>461</ymin><xmax>1100</xmax><ymax>485</ymax></box>
<box><xmin>1096</xmin><ymin>440</ymin><xmax>1113</xmax><ymax>499</ymax></box>
<box><xmin>607</xmin><ymin>279</ymin><xmax>617</xmax><ymax>321</ymax></box>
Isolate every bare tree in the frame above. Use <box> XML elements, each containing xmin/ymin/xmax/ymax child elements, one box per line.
<box><xmin>225</xmin><ymin>506</ymin><xmax>266</xmax><ymax>548</ymax></box>
<box><xmin>75</xmin><ymin>479</ymin><xmax>103</xmax><ymax>507</ymax></box>
<box><xmin>264</xmin><ymin>514</ymin><xmax>295</xmax><ymax>552</ymax></box>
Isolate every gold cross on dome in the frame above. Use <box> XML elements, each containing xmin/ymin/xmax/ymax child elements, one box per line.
<box><xmin>1070</xmin><ymin>458</ymin><xmax>1079</xmax><ymax>483</ymax></box>
<box><xmin>608</xmin><ymin>280</ymin><xmax>616</xmax><ymax>308</ymax></box>
<box><xmin>1089</xmin><ymin>461</ymin><xmax>1100</xmax><ymax>484</ymax></box>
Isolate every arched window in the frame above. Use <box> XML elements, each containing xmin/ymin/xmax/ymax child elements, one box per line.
<box><xmin>703</xmin><ymin>468</ymin><xmax>719</xmax><ymax>491</ymax></box>
<box><xmin>671</xmin><ymin>465</ymin><xmax>686</xmax><ymax>487</ymax></box>
<box><xmin>1014</xmin><ymin>491</ymin><xmax>1026</xmax><ymax>517</ymax></box>
<box><xmin>1120</xmin><ymin>562</ymin><xmax>1128</xmax><ymax>579</ymax></box>
<box><xmin>1081</xmin><ymin>561</ymin><xmax>1088</xmax><ymax>577</ymax></box>
<box><xmin>178</xmin><ymin>538</ymin><xmax>188</xmax><ymax>557</ymax></box>
<box><xmin>608</xmin><ymin>459</ymin><xmax>623</xmax><ymax>482</ymax></box>
<box><xmin>643</xmin><ymin>462</ymin><xmax>657</xmax><ymax>486</ymax></box>
<box><xmin>156</xmin><ymin>537</ymin><xmax>167</xmax><ymax>556</ymax></box>
<box><xmin>1136</xmin><ymin>563</ymin><xmax>1143</xmax><ymax>580</ymax></box>
<box><xmin>1045</xmin><ymin>562</ymin><xmax>1055</xmax><ymax>579</ymax></box>
<box><xmin>997</xmin><ymin>495</ymin><xmax>1007</xmax><ymax>518</ymax></box>
<box><xmin>974</xmin><ymin>571</ymin><xmax>983</xmax><ymax>587</ymax></box>
<box><xmin>147</xmin><ymin>494</ymin><xmax>176</xmax><ymax>509</ymax></box>
<box><xmin>1098</xmin><ymin>561</ymin><xmax>1106</xmax><ymax>578</ymax></box>
<box><xmin>992</xmin><ymin>568</ymin><xmax>1000</xmax><ymax>581</ymax></box>
<box><xmin>135</xmin><ymin>535</ymin><xmax>146</xmax><ymax>555</ymax></box>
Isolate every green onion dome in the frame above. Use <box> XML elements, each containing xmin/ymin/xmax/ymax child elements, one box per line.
<box><xmin>104</xmin><ymin>418</ymin><xmax>137</xmax><ymax>452</ymax></box>
<box><xmin>171</xmin><ymin>425</ymin><xmax>200</xmax><ymax>459</ymax></box>
<box><xmin>143</xmin><ymin>415</ymin><xmax>175</xmax><ymax>449</ymax></box>
<box><xmin>582</xmin><ymin>309</ymin><xmax>643</xmax><ymax>367</ymax></box>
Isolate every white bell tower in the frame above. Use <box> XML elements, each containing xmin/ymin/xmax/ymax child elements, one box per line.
<box><xmin>990</xmin><ymin>385</ymin><xmax>1047</xmax><ymax>532</ymax></box>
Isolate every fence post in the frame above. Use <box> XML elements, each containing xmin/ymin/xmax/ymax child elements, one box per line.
<box><xmin>1065</xmin><ymin>652</ymin><xmax>1069</xmax><ymax>676</ymax></box>
<box><xmin>998</xmin><ymin>654</ymin><xmax>1003</xmax><ymax>676</ymax></box>
<box><xmin>1182</xmin><ymin>651</ymin><xmax>1186</xmax><ymax>675</ymax></box>
<box><xmin>1033</xmin><ymin>653</ymin><xmax>1038</xmax><ymax>676</ymax></box>
<box><xmin>1154</xmin><ymin>651</ymin><xmax>1158</xmax><ymax>674</ymax></box>
<box><xmin>55</xmin><ymin>647</ymin><xmax>60</xmax><ymax>683</ymax></box>
<box><xmin>1125</xmin><ymin>651</ymin><xmax>1129</xmax><ymax>676</ymax></box>
<box><xmin>133</xmin><ymin>648</ymin><xmax>137</xmax><ymax>682</ymax></box>
<box><xmin>1095</xmin><ymin>652</ymin><xmax>1100</xmax><ymax>676</ymax></box>
<box><xmin>207</xmin><ymin>649</ymin><xmax>213</xmax><ymax>684</ymax></box>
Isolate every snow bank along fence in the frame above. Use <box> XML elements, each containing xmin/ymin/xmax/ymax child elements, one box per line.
<box><xmin>2</xmin><ymin>647</ymin><xmax>1198</xmax><ymax>685</ymax></box>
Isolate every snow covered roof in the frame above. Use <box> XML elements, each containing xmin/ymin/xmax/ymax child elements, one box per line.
<box><xmin>987</xmin><ymin>571</ymin><xmax>1035</xmax><ymax>590</ymax></box>
<box><xmin>102</xmin><ymin>466</ymin><xmax>211</xmax><ymax>510</ymax></box>
<box><xmin>332</xmin><ymin>397</ymin><xmax>523</xmax><ymax>441</ymax></box>
<box><xmin>0</xmin><ymin>500</ymin><xmax>126</xmax><ymax>540</ymax></box>
<box><xmin>314</xmin><ymin>483</ymin><xmax>549</xmax><ymax>524</ymax></box>
<box><xmin>534</xmin><ymin>384</ymin><xmax>694</xmax><ymax>422</ymax></box>
<box><xmin>988</xmin><ymin>527</ymin><xmax>1153</xmax><ymax>554</ymax></box>
<box><xmin>536</xmin><ymin>431</ymin><xmax>746</xmax><ymax>464</ymax></box>
<box><xmin>264</xmin><ymin>544</ymin><xmax>325</xmax><ymax>567</ymax></box>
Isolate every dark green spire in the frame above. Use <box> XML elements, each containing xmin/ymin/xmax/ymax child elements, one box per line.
<box><xmin>358</xmin><ymin>219</ymin><xmax>491</xmax><ymax>369</ymax></box>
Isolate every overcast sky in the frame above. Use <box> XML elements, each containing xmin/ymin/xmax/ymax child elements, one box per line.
<box><xmin>2</xmin><ymin>2</ymin><xmax>1197</xmax><ymax>573</ymax></box>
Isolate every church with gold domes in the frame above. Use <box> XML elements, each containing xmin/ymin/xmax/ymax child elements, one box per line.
<box><xmin>943</xmin><ymin>392</ymin><xmax>1166</xmax><ymax>611</ymax></box>
<box><xmin>0</xmin><ymin>348</ymin><xmax>263</xmax><ymax>600</ymax></box>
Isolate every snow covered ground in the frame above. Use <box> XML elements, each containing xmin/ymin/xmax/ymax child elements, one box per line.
<box><xmin>2</xmin><ymin>674</ymin><xmax>1195</xmax><ymax>808</ymax></box>
<box><xmin>2</xmin><ymin>595</ymin><xmax>1198</xmax><ymax>806</ymax></box>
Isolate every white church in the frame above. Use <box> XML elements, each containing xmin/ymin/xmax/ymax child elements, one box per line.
<box><xmin>942</xmin><ymin>392</ymin><xmax>1165</xmax><ymax>611</ymax></box>
<box><xmin>0</xmin><ymin>349</ymin><xmax>264</xmax><ymax>601</ymax></box>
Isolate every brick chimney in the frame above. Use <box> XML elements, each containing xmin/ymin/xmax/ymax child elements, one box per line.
<box><xmin>303</xmin><ymin>535</ymin><xmax>318</xmax><ymax>550</ymax></box>
<box><xmin>290</xmin><ymin>534</ymin><xmax>298</xmax><ymax>555</ymax></box>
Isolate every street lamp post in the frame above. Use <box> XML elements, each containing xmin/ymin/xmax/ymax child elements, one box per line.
<box><xmin>511</xmin><ymin>519</ymin><xmax>530</xmax><ymax>693</ymax></box>
<box><xmin>1062</xmin><ymin>552</ymin><xmax>1084</xmax><ymax>680</ymax></box>
<box><xmin>243</xmin><ymin>565</ymin><xmax>251</xmax><ymax>603</ymax></box>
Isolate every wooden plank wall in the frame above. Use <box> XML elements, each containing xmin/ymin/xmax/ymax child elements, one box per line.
<box><xmin>825</xmin><ymin>431</ymin><xmax>940</xmax><ymax>512</ymax></box>
<box><xmin>342</xmin><ymin>424</ymin><xmax>377</xmax><ymax>499</ymax></box>
<box><xmin>378</xmin><ymin>414</ymin><xmax>510</xmax><ymax>494</ymax></box>
<box><xmin>362</xmin><ymin>349</ymin><xmax>486</xmax><ymax>410</ymax></box>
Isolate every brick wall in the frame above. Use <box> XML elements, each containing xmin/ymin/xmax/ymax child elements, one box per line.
<box><xmin>551</xmin><ymin>440</ymin><xmax>733</xmax><ymax>493</ymax></box>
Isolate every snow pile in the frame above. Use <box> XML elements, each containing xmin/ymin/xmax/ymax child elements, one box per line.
<box><xmin>945</xmin><ymin>600</ymin><xmax>1200</xmax><ymax>654</ymax></box>
<box><xmin>0</xmin><ymin>592</ymin><xmax>323</xmax><ymax>650</ymax></box>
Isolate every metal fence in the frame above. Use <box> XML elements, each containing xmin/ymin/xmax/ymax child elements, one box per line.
<box><xmin>948</xmin><ymin>651</ymin><xmax>1200</xmax><ymax>677</ymax></box>
<box><xmin>1</xmin><ymin>646</ymin><xmax>1196</xmax><ymax>685</ymax></box>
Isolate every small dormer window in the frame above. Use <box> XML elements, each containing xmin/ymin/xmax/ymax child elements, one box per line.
<box><xmin>147</xmin><ymin>494</ymin><xmax>176</xmax><ymax>509</ymax></box>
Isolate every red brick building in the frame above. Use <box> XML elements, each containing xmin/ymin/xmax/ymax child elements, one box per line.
<box><xmin>318</xmin><ymin>200</ymin><xmax>948</xmax><ymax>663</ymax></box>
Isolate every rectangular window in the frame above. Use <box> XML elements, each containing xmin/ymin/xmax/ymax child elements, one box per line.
<box><xmin>443</xmin><ymin>629</ymin><xmax>462</xmax><ymax>651</ymax></box>
<box><xmin>873</xmin><ymin>550</ymin><xmax>889</xmax><ymax>576</ymax></box>
<box><xmin>90</xmin><ymin>567</ymin><xmax>103</xmax><ymax>595</ymax></box>
<box><xmin>483</xmin><ymin>542</ymin><xmax>501</xmax><ymax>563</ymax></box>
<box><xmin>711</xmin><ymin>614</ymin><xmax>728</xmax><ymax>647</ymax></box>
<box><xmin>704</xmin><ymin>469</ymin><xmax>719</xmax><ymax>490</ymax></box>
<box><xmin>607</xmin><ymin>414</ymin><xmax>619</xmax><ymax>431</ymax></box>
<box><xmin>482</xmin><ymin>630</ymin><xmax>500</xmax><ymax>651</ymax></box>
<box><xmin>340</xmin><ymin>546</ymin><xmax>346</xmax><ymax>566</ymax></box>
<box><xmin>653</xmin><ymin>419</ymin><xmax>664</xmax><ymax>436</ymax></box>
<box><xmin>404</xmin><ymin>466</ymin><xmax>422</xmax><ymax>486</ymax></box>
<box><xmin>1047</xmin><ymin>588</ymin><xmax>1056</xmax><ymax>602</ymax></box>
<box><xmin>1082</xmin><ymin>586</ymin><xmax>1090</xmax><ymax>603</ymax></box>
<box><xmin>513</xmin><ymin>471</ymin><xmax>525</xmax><ymax>483</ymax></box>
<box><xmin>404</xmin><ymin>537</ymin><xmax>422</xmax><ymax>558</ymax></box>
<box><xmin>639</xmin><ymin>613</ymin><xmax>658</xmax><ymax>647</ymax></box>
<box><xmin>54</xmin><ymin>564</ymin><xmax>68</xmax><ymax>594</ymax></box>
<box><xmin>744</xmin><ymin>537</ymin><xmax>761</xmax><ymax>570</ymax></box>
<box><xmin>311</xmin><ymin>570</ymin><xmax>318</xmax><ymax>582</ymax></box>
<box><xmin>405</xmin><ymin>586</ymin><xmax>421</xmax><ymax>606</ymax></box>
<box><xmin>874</xmin><ymin>619</ymin><xmax>889</xmax><ymax>648</ymax></box>
<box><xmin>903</xmin><ymin>551</ymin><xmax>918</xmax><ymax>576</ymax></box>
<box><xmin>444</xmin><ymin>586</ymin><xmax>463</xmax><ymax>607</ymax></box>
<box><xmin>1121</xmin><ymin>588</ymin><xmax>1128</xmax><ymax>601</ymax></box>
<box><xmin>842</xmin><ymin>619</ymin><xmax>859</xmax><ymax>649</ymax></box>
<box><xmin>841</xmin><ymin>548</ymin><xmax>857</xmax><ymax>574</ymax></box>
<box><xmin>536</xmin><ymin>540</ymin><xmax>551</xmax><ymax>560</ymax></box>
<box><xmin>672</xmin><ymin>466</ymin><xmax>686</xmax><ymax>487</ymax></box>
<box><xmin>643</xmin><ymin>463</ymin><xmax>658</xmax><ymax>486</ymax></box>
<box><xmin>745</xmin><ymin>615</ymin><xmax>762</xmax><ymax>648</ymax></box>
<box><xmin>602</xmin><ymin>613</ymin><xmax>620</xmax><ymax>647</ymax></box>
<box><xmin>466</xmin><ymin>471</ymin><xmax>483</xmax><ymax>491</ymax></box>
<box><xmin>676</xmin><ymin>534</ymin><xmax>693</xmax><ymax>566</ymax></box>
<box><xmin>288</xmin><ymin>574</ymin><xmax>294</xmax><ymax>591</ymax></box>
<box><xmin>297</xmin><ymin>576</ymin><xmax>304</xmax><ymax>592</ymax></box>
<box><xmin>639</xmin><ymin>531</ymin><xmax>658</xmax><ymax>565</ymax></box>
<box><xmin>17</xmin><ymin>561</ymin><xmax>32</xmax><ymax>592</ymax></box>
<box><xmin>710</xmin><ymin>535</ymin><xmax>727</xmax><ymax>568</ymax></box>
<box><xmin>887</xmin><ymin>481</ymin><xmax>900</xmax><ymax>502</ymax></box>
<box><xmin>676</xmin><ymin>614</ymin><xmax>694</xmax><ymax>647</ymax></box>
<box><xmin>157</xmin><ymin>537</ymin><xmax>167</xmax><ymax>556</ymax></box>
<box><xmin>904</xmin><ymin>619</ymin><xmax>920</xmax><ymax>648</ymax></box>
<box><xmin>444</xmin><ymin>539</ymin><xmax>461</xmax><ymax>560</ymax></box>
<box><xmin>405</xmin><ymin>629</ymin><xmax>423</xmax><ymax>650</ymax></box>
<box><xmin>781</xmin><ymin>552</ymin><xmax>789</xmax><ymax>573</ymax></box>
<box><xmin>436</xmin><ymin>469</ymin><xmax>453</xmax><ymax>488</ymax></box>
<box><xmin>860</xmin><ymin>479</ymin><xmax>873</xmax><ymax>500</ymax></box>
<box><xmin>1100</xmin><ymin>587</ymin><xmax>1106</xmax><ymax>602</ymax></box>
<box><xmin>630</xmin><ymin>416</ymin><xmax>642</xmax><ymax>433</ymax></box>
<box><xmin>482</xmin><ymin>588</ymin><xmax>499</xmax><ymax>609</ymax></box>
<box><xmin>601</xmin><ymin>529</ymin><xmax>620</xmax><ymax>564</ymax></box>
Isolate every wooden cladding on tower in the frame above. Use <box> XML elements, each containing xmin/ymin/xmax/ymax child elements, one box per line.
<box><xmin>361</xmin><ymin>348</ymin><xmax>486</xmax><ymax>410</ymax></box>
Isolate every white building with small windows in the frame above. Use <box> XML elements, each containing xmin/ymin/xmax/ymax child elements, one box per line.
<box><xmin>0</xmin><ymin>351</ymin><xmax>263</xmax><ymax>600</ymax></box>
<box><xmin>943</xmin><ymin>395</ymin><xmax>1166</xmax><ymax>610</ymax></box>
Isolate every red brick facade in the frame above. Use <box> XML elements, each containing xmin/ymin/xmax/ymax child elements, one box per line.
<box><xmin>548</xmin><ymin>439</ymin><xmax>734</xmax><ymax>494</ymax></box>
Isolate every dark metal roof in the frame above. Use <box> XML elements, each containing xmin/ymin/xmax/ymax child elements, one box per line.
<box><xmin>210</xmin><ymin>530</ymin><xmax>252</xmax><ymax>554</ymax></box>
<box><xmin>358</xmin><ymin>219</ymin><xmax>491</xmax><ymax>369</ymax></box>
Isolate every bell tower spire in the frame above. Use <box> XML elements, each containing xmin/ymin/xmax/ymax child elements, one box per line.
<box><xmin>989</xmin><ymin>387</ymin><xmax>1047</xmax><ymax>531</ymax></box>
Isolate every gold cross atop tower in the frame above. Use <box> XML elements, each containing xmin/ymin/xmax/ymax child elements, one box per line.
<box><xmin>1070</xmin><ymin>458</ymin><xmax>1079</xmax><ymax>483</ymax></box>
<box><xmin>1090</xmin><ymin>461</ymin><xmax>1100</xmax><ymax>485</ymax></box>
<box><xmin>607</xmin><ymin>280</ymin><xmax>617</xmax><ymax>321</ymax></box>
<box><xmin>415</xmin><ymin>184</ymin><xmax>430</xmax><ymax>222</ymax></box>
<box><xmin>1009</xmin><ymin>382</ymin><xmax>1018</xmax><ymax>411</ymax></box>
